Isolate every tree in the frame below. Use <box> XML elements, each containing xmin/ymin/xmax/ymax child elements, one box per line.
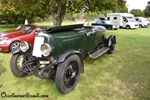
<box><xmin>0</xmin><ymin>0</ymin><xmax>127</xmax><ymax>26</ymax></box>
<box><xmin>0</xmin><ymin>0</ymin><xmax>49</xmax><ymax>26</ymax></box>
<box><xmin>144</xmin><ymin>1</ymin><xmax>150</xmax><ymax>17</ymax></box>
<box><xmin>48</xmin><ymin>0</ymin><xmax>67</xmax><ymax>26</ymax></box>
<box><xmin>48</xmin><ymin>0</ymin><xmax>127</xmax><ymax>26</ymax></box>
<box><xmin>117</xmin><ymin>0</ymin><xmax>128</xmax><ymax>13</ymax></box>
<box><xmin>130</xmin><ymin>9</ymin><xmax>144</xmax><ymax>17</ymax></box>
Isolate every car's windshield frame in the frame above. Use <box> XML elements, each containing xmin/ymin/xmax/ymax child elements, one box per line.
<box><xmin>21</xmin><ymin>25</ymin><xmax>36</xmax><ymax>34</ymax></box>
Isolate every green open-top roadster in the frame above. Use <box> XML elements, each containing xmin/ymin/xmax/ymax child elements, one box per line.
<box><xmin>10</xmin><ymin>24</ymin><xmax>116</xmax><ymax>93</ymax></box>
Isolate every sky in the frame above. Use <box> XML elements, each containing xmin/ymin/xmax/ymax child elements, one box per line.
<box><xmin>125</xmin><ymin>0</ymin><xmax>149</xmax><ymax>11</ymax></box>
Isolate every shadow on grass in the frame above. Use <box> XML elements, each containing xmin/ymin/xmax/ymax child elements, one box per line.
<box><xmin>0</xmin><ymin>60</ymin><xmax>6</xmax><ymax>77</ymax></box>
<box><xmin>0</xmin><ymin>60</ymin><xmax>6</xmax><ymax>88</ymax></box>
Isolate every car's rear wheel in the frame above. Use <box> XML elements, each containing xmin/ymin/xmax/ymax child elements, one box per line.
<box><xmin>10</xmin><ymin>53</ymin><xmax>27</xmax><ymax>77</ymax></box>
<box><xmin>10</xmin><ymin>41</ymin><xmax>20</xmax><ymax>52</ymax></box>
<box><xmin>55</xmin><ymin>55</ymin><xmax>81</xmax><ymax>94</ymax></box>
<box><xmin>108</xmin><ymin>37</ymin><xmax>116</xmax><ymax>54</ymax></box>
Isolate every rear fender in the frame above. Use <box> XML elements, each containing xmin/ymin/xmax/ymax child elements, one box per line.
<box><xmin>57</xmin><ymin>49</ymin><xmax>84</xmax><ymax>73</ymax></box>
<box><xmin>107</xmin><ymin>35</ymin><xmax>116</xmax><ymax>47</ymax></box>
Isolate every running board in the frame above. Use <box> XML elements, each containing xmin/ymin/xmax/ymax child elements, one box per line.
<box><xmin>89</xmin><ymin>47</ymin><xmax>109</xmax><ymax>59</ymax></box>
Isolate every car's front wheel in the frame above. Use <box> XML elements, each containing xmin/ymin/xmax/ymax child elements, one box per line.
<box><xmin>139</xmin><ymin>24</ymin><xmax>142</xmax><ymax>28</ymax></box>
<box><xmin>10</xmin><ymin>53</ymin><xmax>27</xmax><ymax>77</ymax></box>
<box><xmin>126</xmin><ymin>25</ymin><xmax>130</xmax><ymax>29</ymax></box>
<box><xmin>55</xmin><ymin>55</ymin><xmax>81</xmax><ymax>94</ymax></box>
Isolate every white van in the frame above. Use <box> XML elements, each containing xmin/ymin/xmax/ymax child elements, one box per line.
<box><xmin>135</xmin><ymin>17</ymin><xmax>150</xmax><ymax>28</ymax></box>
<box><xmin>107</xmin><ymin>13</ymin><xmax>139</xmax><ymax>29</ymax></box>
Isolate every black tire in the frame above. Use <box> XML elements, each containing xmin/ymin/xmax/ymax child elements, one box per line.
<box><xmin>10</xmin><ymin>53</ymin><xmax>27</xmax><ymax>77</ymax></box>
<box><xmin>108</xmin><ymin>26</ymin><xmax>112</xmax><ymax>30</ymax></box>
<box><xmin>126</xmin><ymin>25</ymin><xmax>130</xmax><ymax>29</ymax></box>
<box><xmin>108</xmin><ymin>37</ymin><xmax>116</xmax><ymax>54</ymax></box>
<box><xmin>55</xmin><ymin>55</ymin><xmax>81</xmax><ymax>94</ymax></box>
<box><xmin>139</xmin><ymin>24</ymin><xmax>142</xmax><ymax>28</ymax></box>
<box><xmin>10</xmin><ymin>41</ymin><xmax>20</xmax><ymax>52</ymax></box>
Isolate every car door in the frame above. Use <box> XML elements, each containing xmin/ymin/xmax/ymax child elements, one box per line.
<box><xmin>122</xmin><ymin>17</ymin><xmax>128</xmax><ymax>28</ymax></box>
<box><xmin>83</xmin><ymin>27</ymin><xmax>104</xmax><ymax>52</ymax></box>
<box><xmin>83</xmin><ymin>27</ymin><xmax>97</xmax><ymax>52</ymax></box>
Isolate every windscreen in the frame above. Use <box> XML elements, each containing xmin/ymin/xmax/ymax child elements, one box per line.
<box><xmin>127</xmin><ymin>17</ymin><xmax>136</xmax><ymax>22</ymax></box>
<box><xmin>22</xmin><ymin>25</ymin><xmax>36</xmax><ymax>34</ymax></box>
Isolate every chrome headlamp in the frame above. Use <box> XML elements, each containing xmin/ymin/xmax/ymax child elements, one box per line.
<box><xmin>20</xmin><ymin>41</ymin><xmax>29</xmax><ymax>52</ymax></box>
<box><xmin>40</xmin><ymin>43</ymin><xmax>52</xmax><ymax>57</ymax></box>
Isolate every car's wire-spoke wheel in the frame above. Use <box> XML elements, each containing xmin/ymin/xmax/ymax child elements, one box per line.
<box><xmin>10</xmin><ymin>41</ymin><xmax>20</xmax><ymax>52</ymax></box>
<box><xmin>108</xmin><ymin>37</ymin><xmax>115</xmax><ymax>54</ymax></box>
<box><xmin>55</xmin><ymin>55</ymin><xmax>81</xmax><ymax>94</ymax></box>
<box><xmin>10</xmin><ymin>53</ymin><xmax>27</xmax><ymax>77</ymax></box>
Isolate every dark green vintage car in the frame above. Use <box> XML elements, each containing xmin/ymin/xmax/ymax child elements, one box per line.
<box><xmin>10</xmin><ymin>24</ymin><xmax>116</xmax><ymax>94</ymax></box>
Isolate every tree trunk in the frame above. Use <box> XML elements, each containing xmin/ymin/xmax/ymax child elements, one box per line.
<box><xmin>14</xmin><ymin>17</ymin><xmax>19</xmax><ymax>27</ymax></box>
<box><xmin>52</xmin><ymin>13</ymin><xmax>64</xmax><ymax>26</ymax></box>
<box><xmin>49</xmin><ymin>0</ymin><xmax>67</xmax><ymax>26</ymax></box>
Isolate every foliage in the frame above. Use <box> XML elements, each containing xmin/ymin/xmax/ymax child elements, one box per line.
<box><xmin>130</xmin><ymin>9</ymin><xmax>144</xmax><ymax>17</ymax></box>
<box><xmin>48</xmin><ymin>0</ymin><xmax>67</xmax><ymax>26</ymax></box>
<box><xmin>48</xmin><ymin>0</ymin><xmax>127</xmax><ymax>26</ymax></box>
<box><xmin>144</xmin><ymin>1</ymin><xmax>150</xmax><ymax>17</ymax></box>
<box><xmin>82</xmin><ymin>0</ymin><xmax>127</xmax><ymax>13</ymax></box>
<box><xmin>0</xmin><ymin>0</ymin><xmax>127</xmax><ymax>26</ymax></box>
<box><xmin>0</xmin><ymin>0</ymin><xmax>49</xmax><ymax>26</ymax></box>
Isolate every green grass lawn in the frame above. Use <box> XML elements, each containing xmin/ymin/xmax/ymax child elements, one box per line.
<box><xmin>0</xmin><ymin>24</ymin><xmax>150</xmax><ymax>100</ymax></box>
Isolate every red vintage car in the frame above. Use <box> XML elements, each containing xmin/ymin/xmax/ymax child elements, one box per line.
<box><xmin>0</xmin><ymin>25</ymin><xmax>46</xmax><ymax>52</ymax></box>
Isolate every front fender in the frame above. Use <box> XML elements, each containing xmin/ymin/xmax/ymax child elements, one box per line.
<box><xmin>10</xmin><ymin>46</ymin><xmax>21</xmax><ymax>54</ymax></box>
<box><xmin>57</xmin><ymin>49</ymin><xmax>84</xmax><ymax>73</ymax></box>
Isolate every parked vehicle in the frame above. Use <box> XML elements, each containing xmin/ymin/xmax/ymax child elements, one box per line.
<box><xmin>0</xmin><ymin>25</ymin><xmax>24</xmax><ymax>37</ymax></box>
<box><xmin>92</xmin><ymin>18</ymin><xmax>119</xmax><ymax>30</ymax></box>
<box><xmin>0</xmin><ymin>20</ymin><xmax>7</xmax><ymax>24</ymax></box>
<box><xmin>107</xmin><ymin>13</ymin><xmax>139</xmax><ymax>29</ymax></box>
<box><xmin>0</xmin><ymin>25</ymin><xmax>47</xmax><ymax>52</ymax></box>
<box><xmin>10</xmin><ymin>24</ymin><xmax>116</xmax><ymax>94</ymax></box>
<box><xmin>135</xmin><ymin>17</ymin><xmax>150</xmax><ymax>28</ymax></box>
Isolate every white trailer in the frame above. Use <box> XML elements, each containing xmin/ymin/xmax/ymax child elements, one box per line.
<box><xmin>107</xmin><ymin>13</ymin><xmax>139</xmax><ymax>29</ymax></box>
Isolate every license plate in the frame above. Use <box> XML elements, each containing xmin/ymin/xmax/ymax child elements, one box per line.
<box><xmin>39</xmin><ymin>61</ymin><xmax>50</xmax><ymax>64</ymax></box>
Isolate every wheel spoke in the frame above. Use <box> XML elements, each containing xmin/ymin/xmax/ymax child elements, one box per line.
<box><xmin>64</xmin><ymin>76</ymin><xmax>72</xmax><ymax>85</ymax></box>
<box><xmin>71</xmin><ymin>71</ymin><xmax>76</xmax><ymax>78</ymax></box>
